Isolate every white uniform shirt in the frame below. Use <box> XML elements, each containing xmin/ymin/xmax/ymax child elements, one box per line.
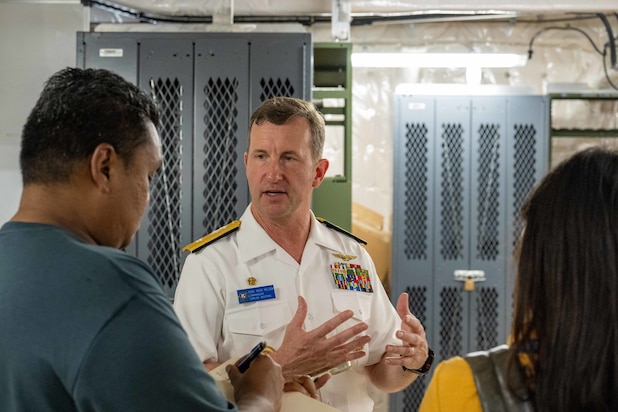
<box><xmin>174</xmin><ymin>206</ymin><xmax>401</xmax><ymax>412</ymax></box>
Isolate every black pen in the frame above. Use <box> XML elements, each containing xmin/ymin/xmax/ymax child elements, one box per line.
<box><xmin>235</xmin><ymin>341</ymin><xmax>267</xmax><ymax>373</ymax></box>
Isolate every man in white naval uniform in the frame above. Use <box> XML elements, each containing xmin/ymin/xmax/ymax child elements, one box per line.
<box><xmin>174</xmin><ymin>97</ymin><xmax>433</xmax><ymax>412</ymax></box>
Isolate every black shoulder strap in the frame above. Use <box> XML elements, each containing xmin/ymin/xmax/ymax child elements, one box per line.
<box><xmin>465</xmin><ymin>345</ymin><xmax>534</xmax><ymax>412</ymax></box>
<box><xmin>316</xmin><ymin>217</ymin><xmax>367</xmax><ymax>244</ymax></box>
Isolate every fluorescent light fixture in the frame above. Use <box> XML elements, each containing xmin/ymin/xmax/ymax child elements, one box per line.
<box><xmin>351</xmin><ymin>52</ymin><xmax>528</xmax><ymax>68</ymax></box>
<box><xmin>394</xmin><ymin>83</ymin><xmax>535</xmax><ymax>96</ymax></box>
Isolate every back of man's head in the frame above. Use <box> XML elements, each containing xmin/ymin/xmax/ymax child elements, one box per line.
<box><xmin>20</xmin><ymin>67</ymin><xmax>159</xmax><ymax>185</ymax></box>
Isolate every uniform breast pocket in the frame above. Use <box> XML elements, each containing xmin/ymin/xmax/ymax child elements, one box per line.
<box><xmin>330</xmin><ymin>290</ymin><xmax>372</xmax><ymax>322</ymax></box>
<box><xmin>227</xmin><ymin>301</ymin><xmax>292</xmax><ymax>337</ymax></box>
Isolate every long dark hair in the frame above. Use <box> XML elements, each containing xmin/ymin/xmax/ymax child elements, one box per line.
<box><xmin>511</xmin><ymin>146</ymin><xmax>618</xmax><ymax>411</ymax></box>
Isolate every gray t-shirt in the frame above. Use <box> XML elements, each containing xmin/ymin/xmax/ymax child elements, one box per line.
<box><xmin>0</xmin><ymin>221</ymin><xmax>235</xmax><ymax>411</ymax></box>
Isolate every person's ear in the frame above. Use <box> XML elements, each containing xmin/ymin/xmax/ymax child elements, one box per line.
<box><xmin>90</xmin><ymin>143</ymin><xmax>116</xmax><ymax>193</ymax></box>
<box><xmin>312</xmin><ymin>158</ymin><xmax>329</xmax><ymax>188</ymax></box>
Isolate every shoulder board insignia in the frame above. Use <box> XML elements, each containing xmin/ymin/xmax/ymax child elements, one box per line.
<box><xmin>316</xmin><ymin>217</ymin><xmax>367</xmax><ymax>245</ymax></box>
<box><xmin>182</xmin><ymin>220</ymin><xmax>241</xmax><ymax>253</ymax></box>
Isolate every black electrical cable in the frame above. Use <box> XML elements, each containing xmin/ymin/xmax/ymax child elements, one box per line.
<box><xmin>602</xmin><ymin>43</ymin><xmax>618</xmax><ymax>90</ymax></box>
<box><xmin>528</xmin><ymin>23</ymin><xmax>618</xmax><ymax>91</ymax></box>
<box><xmin>597</xmin><ymin>13</ymin><xmax>617</xmax><ymax>70</ymax></box>
<box><xmin>528</xmin><ymin>20</ymin><xmax>618</xmax><ymax>90</ymax></box>
<box><xmin>85</xmin><ymin>0</ymin><xmax>214</xmax><ymax>24</ymax></box>
<box><xmin>527</xmin><ymin>26</ymin><xmax>605</xmax><ymax>60</ymax></box>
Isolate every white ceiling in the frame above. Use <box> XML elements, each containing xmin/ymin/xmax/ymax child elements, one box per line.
<box><xmin>95</xmin><ymin>0</ymin><xmax>618</xmax><ymax>17</ymax></box>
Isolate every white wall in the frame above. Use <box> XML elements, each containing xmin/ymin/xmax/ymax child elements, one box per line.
<box><xmin>0</xmin><ymin>3</ymin><xmax>85</xmax><ymax>224</ymax></box>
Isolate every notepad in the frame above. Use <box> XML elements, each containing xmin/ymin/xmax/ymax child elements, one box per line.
<box><xmin>209</xmin><ymin>358</ymin><xmax>340</xmax><ymax>411</ymax></box>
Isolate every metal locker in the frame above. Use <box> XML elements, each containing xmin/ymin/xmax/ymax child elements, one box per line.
<box><xmin>504</xmin><ymin>96</ymin><xmax>549</xmax><ymax>324</ymax></box>
<box><xmin>434</xmin><ymin>96</ymin><xmax>474</xmax><ymax>361</ymax></box>
<box><xmin>76</xmin><ymin>34</ymin><xmax>138</xmax><ymax>85</ymax></box>
<box><xmin>249</xmin><ymin>34</ymin><xmax>312</xmax><ymax>112</ymax></box>
<box><xmin>391</xmin><ymin>94</ymin><xmax>548</xmax><ymax>412</ymax></box>
<box><xmin>138</xmin><ymin>38</ymin><xmax>195</xmax><ymax>299</ymax></box>
<box><xmin>194</xmin><ymin>36</ymin><xmax>251</xmax><ymax>238</ymax></box>
<box><xmin>391</xmin><ymin>95</ymin><xmax>437</xmax><ymax>410</ymax></box>
<box><xmin>468</xmin><ymin>96</ymin><xmax>509</xmax><ymax>352</ymax></box>
<box><xmin>77</xmin><ymin>32</ymin><xmax>311</xmax><ymax>300</ymax></box>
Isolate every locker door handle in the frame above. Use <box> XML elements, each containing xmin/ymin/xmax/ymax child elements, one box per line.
<box><xmin>453</xmin><ymin>270</ymin><xmax>486</xmax><ymax>282</ymax></box>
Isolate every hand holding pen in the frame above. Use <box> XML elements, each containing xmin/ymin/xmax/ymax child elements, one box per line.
<box><xmin>226</xmin><ymin>343</ymin><xmax>283</xmax><ymax>411</ymax></box>
<box><xmin>235</xmin><ymin>341</ymin><xmax>267</xmax><ymax>373</ymax></box>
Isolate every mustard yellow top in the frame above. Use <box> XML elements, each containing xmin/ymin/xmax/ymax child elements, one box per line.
<box><xmin>418</xmin><ymin>356</ymin><xmax>482</xmax><ymax>412</ymax></box>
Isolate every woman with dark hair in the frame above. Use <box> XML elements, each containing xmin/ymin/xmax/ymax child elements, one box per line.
<box><xmin>420</xmin><ymin>146</ymin><xmax>618</xmax><ymax>412</ymax></box>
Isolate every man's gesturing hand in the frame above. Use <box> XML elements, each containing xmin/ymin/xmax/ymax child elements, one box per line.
<box><xmin>383</xmin><ymin>292</ymin><xmax>429</xmax><ymax>371</ymax></box>
<box><xmin>270</xmin><ymin>296</ymin><xmax>371</xmax><ymax>381</ymax></box>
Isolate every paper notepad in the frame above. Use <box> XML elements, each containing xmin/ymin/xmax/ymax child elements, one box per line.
<box><xmin>209</xmin><ymin>358</ymin><xmax>340</xmax><ymax>412</ymax></box>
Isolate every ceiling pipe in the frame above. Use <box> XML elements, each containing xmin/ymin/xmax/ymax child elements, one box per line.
<box><xmin>82</xmin><ymin>0</ymin><xmax>605</xmax><ymax>28</ymax></box>
<box><xmin>332</xmin><ymin>0</ymin><xmax>351</xmax><ymax>41</ymax></box>
<box><xmin>213</xmin><ymin>0</ymin><xmax>233</xmax><ymax>26</ymax></box>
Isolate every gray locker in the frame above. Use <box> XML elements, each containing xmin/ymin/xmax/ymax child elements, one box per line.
<box><xmin>390</xmin><ymin>94</ymin><xmax>548</xmax><ymax>411</ymax></box>
<box><xmin>77</xmin><ymin>32</ymin><xmax>311</xmax><ymax>298</ymax></box>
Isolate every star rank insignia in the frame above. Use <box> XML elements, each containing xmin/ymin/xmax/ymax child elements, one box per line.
<box><xmin>332</xmin><ymin>252</ymin><xmax>356</xmax><ymax>262</ymax></box>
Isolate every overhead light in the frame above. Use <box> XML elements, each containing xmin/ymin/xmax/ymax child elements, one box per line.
<box><xmin>351</xmin><ymin>52</ymin><xmax>528</xmax><ymax>68</ymax></box>
<box><xmin>394</xmin><ymin>83</ymin><xmax>535</xmax><ymax>95</ymax></box>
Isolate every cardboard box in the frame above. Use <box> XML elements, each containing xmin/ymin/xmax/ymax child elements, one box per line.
<box><xmin>351</xmin><ymin>203</ymin><xmax>392</xmax><ymax>297</ymax></box>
